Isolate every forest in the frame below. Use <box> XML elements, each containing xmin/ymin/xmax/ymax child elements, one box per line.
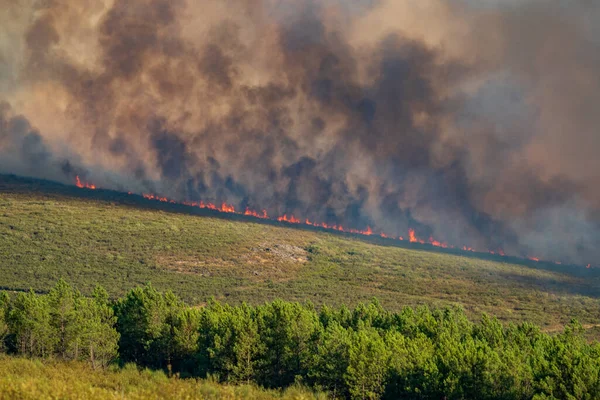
<box><xmin>1</xmin><ymin>280</ymin><xmax>599</xmax><ymax>399</ymax></box>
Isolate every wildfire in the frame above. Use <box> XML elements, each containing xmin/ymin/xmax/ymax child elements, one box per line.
<box><xmin>220</xmin><ymin>203</ymin><xmax>235</xmax><ymax>213</ymax></box>
<box><xmin>71</xmin><ymin>176</ymin><xmax>590</xmax><ymax>268</ymax></box>
<box><xmin>143</xmin><ymin>193</ymin><xmax>173</xmax><ymax>203</ymax></box>
<box><xmin>244</xmin><ymin>208</ymin><xmax>268</xmax><ymax>219</ymax></box>
<box><xmin>277</xmin><ymin>214</ymin><xmax>300</xmax><ymax>224</ymax></box>
<box><xmin>75</xmin><ymin>176</ymin><xmax>96</xmax><ymax>190</ymax></box>
<box><xmin>429</xmin><ymin>237</ymin><xmax>449</xmax><ymax>249</ymax></box>
<box><xmin>408</xmin><ymin>228</ymin><xmax>425</xmax><ymax>244</ymax></box>
<box><xmin>408</xmin><ymin>228</ymin><xmax>417</xmax><ymax>243</ymax></box>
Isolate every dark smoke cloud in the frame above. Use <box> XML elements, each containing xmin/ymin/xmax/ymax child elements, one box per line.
<box><xmin>1</xmin><ymin>0</ymin><xmax>599</xmax><ymax>265</ymax></box>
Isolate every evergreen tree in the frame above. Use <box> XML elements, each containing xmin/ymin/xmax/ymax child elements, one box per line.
<box><xmin>114</xmin><ymin>284</ymin><xmax>183</xmax><ymax>370</ymax></box>
<box><xmin>532</xmin><ymin>320</ymin><xmax>600</xmax><ymax>399</ymax></box>
<box><xmin>198</xmin><ymin>301</ymin><xmax>262</xmax><ymax>383</ymax></box>
<box><xmin>172</xmin><ymin>307</ymin><xmax>202</xmax><ymax>375</ymax></box>
<box><xmin>0</xmin><ymin>292</ymin><xmax>9</xmax><ymax>352</ymax></box>
<box><xmin>79</xmin><ymin>286</ymin><xmax>119</xmax><ymax>368</ymax></box>
<box><xmin>48</xmin><ymin>279</ymin><xmax>83</xmax><ymax>359</ymax></box>
<box><xmin>256</xmin><ymin>300</ymin><xmax>321</xmax><ymax>388</ymax></box>
<box><xmin>8</xmin><ymin>290</ymin><xmax>55</xmax><ymax>357</ymax></box>
<box><xmin>345</xmin><ymin>327</ymin><xmax>390</xmax><ymax>400</ymax></box>
<box><xmin>308</xmin><ymin>321</ymin><xmax>351</xmax><ymax>398</ymax></box>
<box><xmin>2</xmin><ymin>281</ymin><xmax>600</xmax><ymax>399</ymax></box>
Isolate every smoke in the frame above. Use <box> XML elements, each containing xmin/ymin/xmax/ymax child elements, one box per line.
<box><xmin>1</xmin><ymin>0</ymin><xmax>599</xmax><ymax>264</ymax></box>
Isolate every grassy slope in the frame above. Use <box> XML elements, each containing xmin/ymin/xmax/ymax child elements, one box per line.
<box><xmin>0</xmin><ymin>356</ymin><xmax>323</xmax><ymax>400</ymax></box>
<box><xmin>0</xmin><ymin>174</ymin><xmax>599</xmax><ymax>333</ymax></box>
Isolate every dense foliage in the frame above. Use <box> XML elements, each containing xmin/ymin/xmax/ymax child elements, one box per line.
<box><xmin>1</xmin><ymin>281</ymin><xmax>599</xmax><ymax>399</ymax></box>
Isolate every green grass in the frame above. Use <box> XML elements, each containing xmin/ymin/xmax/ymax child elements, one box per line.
<box><xmin>1</xmin><ymin>174</ymin><xmax>599</xmax><ymax>335</ymax></box>
<box><xmin>0</xmin><ymin>356</ymin><xmax>324</xmax><ymax>400</ymax></box>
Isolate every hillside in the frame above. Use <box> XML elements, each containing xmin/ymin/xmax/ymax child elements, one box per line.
<box><xmin>0</xmin><ymin>174</ymin><xmax>599</xmax><ymax>333</ymax></box>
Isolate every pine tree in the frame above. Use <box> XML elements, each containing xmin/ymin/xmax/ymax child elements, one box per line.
<box><xmin>79</xmin><ymin>286</ymin><xmax>119</xmax><ymax>368</ymax></box>
<box><xmin>308</xmin><ymin>321</ymin><xmax>351</xmax><ymax>398</ymax></box>
<box><xmin>8</xmin><ymin>290</ymin><xmax>55</xmax><ymax>357</ymax></box>
<box><xmin>198</xmin><ymin>301</ymin><xmax>262</xmax><ymax>383</ymax></box>
<box><xmin>114</xmin><ymin>283</ymin><xmax>183</xmax><ymax>370</ymax></box>
<box><xmin>256</xmin><ymin>300</ymin><xmax>320</xmax><ymax>387</ymax></box>
<box><xmin>173</xmin><ymin>307</ymin><xmax>202</xmax><ymax>375</ymax></box>
<box><xmin>0</xmin><ymin>292</ymin><xmax>9</xmax><ymax>352</ymax></box>
<box><xmin>48</xmin><ymin>279</ymin><xmax>82</xmax><ymax>359</ymax></box>
<box><xmin>345</xmin><ymin>327</ymin><xmax>390</xmax><ymax>400</ymax></box>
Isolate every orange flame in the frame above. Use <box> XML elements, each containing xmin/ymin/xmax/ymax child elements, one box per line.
<box><xmin>220</xmin><ymin>203</ymin><xmax>235</xmax><ymax>213</ymax></box>
<box><xmin>527</xmin><ymin>256</ymin><xmax>540</xmax><ymax>262</ymax></box>
<box><xmin>428</xmin><ymin>237</ymin><xmax>449</xmax><ymax>248</ymax></box>
<box><xmin>75</xmin><ymin>176</ymin><xmax>96</xmax><ymax>190</ymax></box>
<box><xmin>277</xmin><ymin>214</ymin><xmax>300</xmax><ymax>224</ymax></box>
<box><xmin>143</xmin><ymin>193</ymin><xmax>169</xmax><ymax>202</ymax></box>
<box><xmin>245</xmin><ymin>208</ymin><xmax>268</xmax><ymax>219</ymax></box>
<box><xmin>408</xmin><ymin>228</ymin><xmax>425</xmax><ymax>244</ymax></box>
<box><xmin>408</xmin><ymin>228</ymin><xmax>417</xmax><ymax>243</ymax></box>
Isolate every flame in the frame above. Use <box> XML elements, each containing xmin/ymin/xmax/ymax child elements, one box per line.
<box><xmin>586</xmin><ymin>264</ymin><xmax>591</xmax><ymax>269</ymax></box>
<box><xmin>75</xmin><ymin>176</ymin><xmax>96</xmax><ymax>190</ymax></box>
<box><xmin>408</xmin><ymin>228</ymin><xmax>425</xmax><ymax>244</ymax></box>
<box><xmin>277</xmin><ymin>214</ymin><xmax>300</xmax><ymax>224</ymax></box>
<box><xmin>220</xmin><ymin>203</ymin><xmax>235</xmax><ymax>213</ymax></box>
<box><xmin>428</xmin><ymin>237</ymin><xmax>449</xmax><ymax>249</ymax></box>
<box><xmin>143</xmin><ymin>193</ymin><xmax>173</xmax><ymax>203</ymax></box>
<box><xmin>180</xmin><ymin>200</ymin><xmax>236</xmax><ymax>213</ymax></box>
<box><xmin>72</xmin><ymin>177</ymin><xmax>586</xmax><ymax>267</ymax></box>
<box><xmin>408</xmin><ymin>228</ymin><xmax>417</xmax><ymax>243</ymax></box>
<box><xmin>244</xmin><ymin>208</ymin><xmax>268</xmax><ymax>219</ymax></box>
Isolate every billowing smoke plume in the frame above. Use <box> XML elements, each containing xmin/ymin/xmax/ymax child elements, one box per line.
<box><xmin>1</xmin><ymin>0</ymin><xmax>599</xmax><ymax>264</ymax></box>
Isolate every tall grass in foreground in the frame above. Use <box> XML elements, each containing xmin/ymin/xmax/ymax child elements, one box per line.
<box><xmin>0</xmin><ymin>356</ymin><xmax>324</xmax><ymax>400</ymax></box>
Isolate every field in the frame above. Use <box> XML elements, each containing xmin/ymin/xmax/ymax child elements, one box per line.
<box><xmin>1</xmin><ymin>174</ymin><xmax>599</xmax><ymax>334</ymax></box>
<box><xmin>0</xmin><ymin>356</ymin><xmax>322</xmax><ymax>400</ymax></box>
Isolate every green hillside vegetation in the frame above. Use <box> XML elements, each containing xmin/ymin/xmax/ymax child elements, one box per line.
<box><xmin>1</xmin><ymin>174</ymin><xmax>600</xmax><ymax>335</ymax></box>
<box><xmin>1</xmin><ymin>280</ymin><xmax>599</xmax><ymax>399</ymax></box>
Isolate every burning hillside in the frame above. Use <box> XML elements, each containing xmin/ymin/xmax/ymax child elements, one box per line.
<box><xmin>1</xmin><ymin>0</ymin><xmax>599</xmax><ymax>266</ymax></box>
<box><xmin>72</xmin><ymin>175</ymin><xmax>579</xmax><ymax>267</ymax></box>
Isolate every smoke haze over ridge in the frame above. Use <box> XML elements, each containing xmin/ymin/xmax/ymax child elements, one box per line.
<box><xmin>1</xmin><ymin>0</ymin><xmax>599</xmax><ymax>264</ymax></box>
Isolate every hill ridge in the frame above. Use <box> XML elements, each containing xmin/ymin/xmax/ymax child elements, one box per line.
<box><xmin>1</xmin><ymin>173</ymin><xmax>599</xmax><ymax>337</ymax></box>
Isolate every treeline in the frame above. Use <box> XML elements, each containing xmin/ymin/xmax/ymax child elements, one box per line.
<box><xmin>1</xmin><ymin>281</ymin><xmax>600</xmax><ymax>399</ymax></box>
